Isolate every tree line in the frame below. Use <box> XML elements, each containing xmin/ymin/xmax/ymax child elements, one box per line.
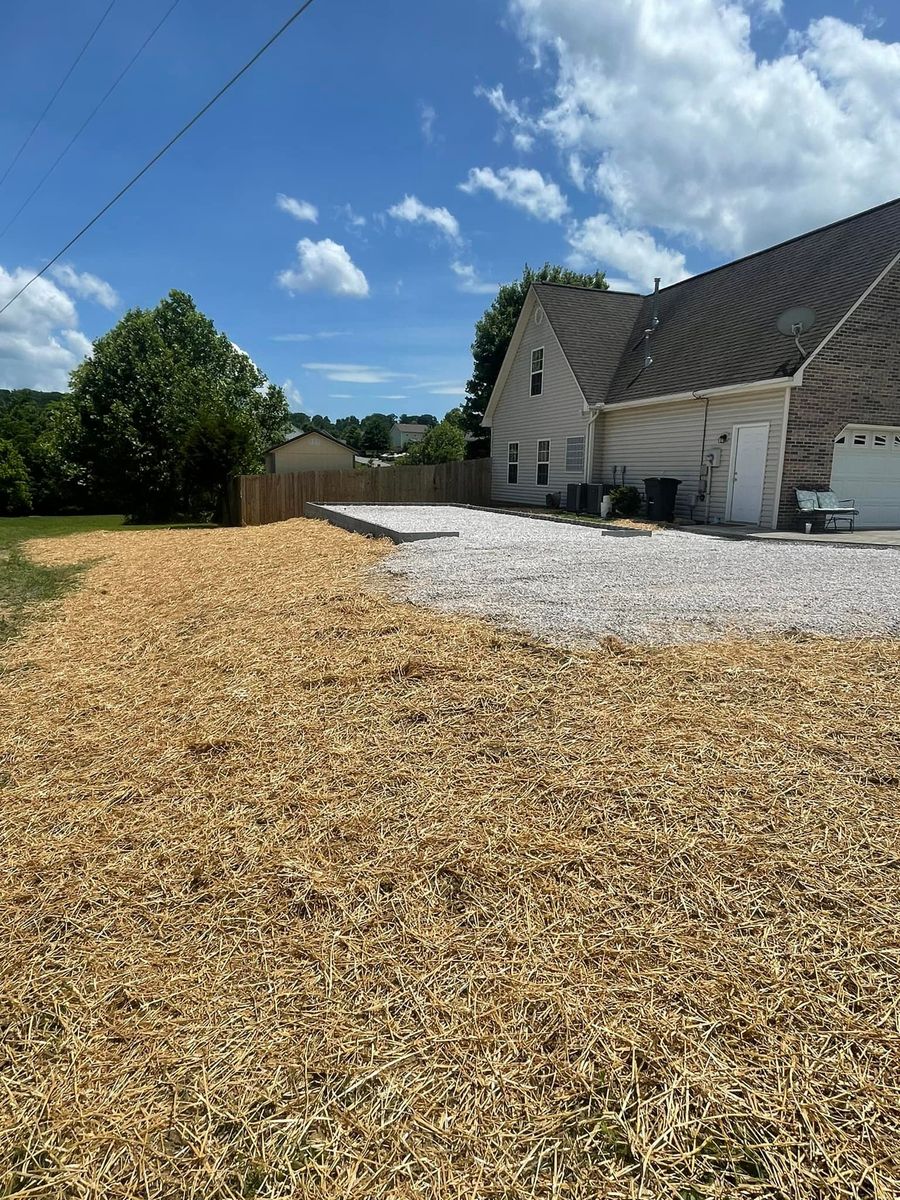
<box><xmin>0</xmin><ymin>263</ymin><xmax>608</xmax><ymax>522</ymax></box>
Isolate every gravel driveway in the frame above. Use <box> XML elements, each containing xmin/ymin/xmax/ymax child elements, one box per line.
<box><xmin>326</xmin><ymin>504</ymin><xmax>900</xmax><ymax>644</ymax></box>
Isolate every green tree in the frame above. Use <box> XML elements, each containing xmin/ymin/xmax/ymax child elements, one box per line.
<box><xmin>0</xmin><ymin>438</ymin><xmax>32</xmax><ymax>514</ymax></box>
<box><xmin>404</xmin><ymin>419</ymin><xmax>466</xmax><ymax>465</ymax></box>
<box><xmin>182</xmin><ymin>405</ymin><xmax>256</xmax><ymax>522</ymax></box>
<box><xmin>53</xmin><ymin>290</ymin><xmax>289</xmax><ymax>521</ymax></box>
<box><xmin>442</xmin><ymin>406</ymin><xmax>465</xmax><ymax>430</ymax></box>
<box><xmin>0</xmin><ymin>389</ymin><xmax>67</xmax><ymax>511</ymax></box>
<box><xmin>333</xmin><ymin>415</ymin><xmax>362</xmax><ymax>450</ymax></box>
<box><xmin>359</xmin><ymin>413</ymin><xmax>393</xmax><ymax>456</ymax></box>
<box><xmin>462</xmin><ymin>263</ymin><xmax>608</xmax><ymax>456</ymax></box>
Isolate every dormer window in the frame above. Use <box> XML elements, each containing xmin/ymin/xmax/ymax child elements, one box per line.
<box><xmin>530</xmin><ymin>347</ymin><xmax>544</xmax><ymax>396</ymax></box>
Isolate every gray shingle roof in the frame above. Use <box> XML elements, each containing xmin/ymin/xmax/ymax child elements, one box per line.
<box><xmin>536</xmin><ymin>197</ymin><xmax>900</xmax><ymax>407</ymax></box>
<box><xmin>531</xmin><ymin>284</ymin><xmax>643</xmax><ymax>405</ymax></box>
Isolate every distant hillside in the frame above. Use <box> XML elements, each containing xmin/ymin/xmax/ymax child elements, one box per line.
<box><xmin>0</xmin><ymin>388</ymin><xmax>67</xmax><ymax>410</ymax></box>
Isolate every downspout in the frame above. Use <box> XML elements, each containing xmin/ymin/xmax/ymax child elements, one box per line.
<box><xmin>693</xmin><ymin>391</ymin><xmax>711</xmax><ymax>525</ymax></box>
<box><xmin>584</xmin><ymin>405</ymin><xmax>602</xmax><ymax>485</ymax></box>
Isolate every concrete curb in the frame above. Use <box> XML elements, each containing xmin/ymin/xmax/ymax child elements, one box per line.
<box><xmin>304</xmin><ymin>503</ymin><xmax>461</xmax><ymax>544</ymax></box>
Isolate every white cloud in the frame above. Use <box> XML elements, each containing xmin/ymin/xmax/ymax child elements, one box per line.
<box><xmin>50</xmin><ymin>263</ymin><xmax>119</xmax><ymax>310</ymax></box>
<box><xmin>276</xmin><ymin>194</ymin><xmax>318</xmax><ymax>222</ymax></box>
<box><xmin>476</xmin><ymin>84</ymin><xmax>536</xmax><ymax>151</ymax></box>
<box><xmin>388</xmin><ymin>194</ymin><xmax>461</xmax><ymax>242</ymax></box>
<box><xmin>567</xmin><ymin>215</ymin><xmax>690</xmax><ymax>290</ymax></box>
<box><xmin>329</xmin><ymin>393</ymin><xmax>354</xmax><ymax>399</ymax></box>
<box><xmin>277</xmin><ymin>239</ymin><xmax>369</xmax><ymax>298</ymax></box>
<box><xmin>282</xmin><ymin>378</ymin><xmax>303</xmax><ymax>408</ymax></box>
<box><xmin>451</xmin><ymin>261</ymin><xmax>498</xmax><ymax>295</ymax></box>
<box><xmin>378</xmin><ymin>394</ymin><xmax>407</xmax><ymax>400</ymax></box>
<box><xmin>459</xmin><ymin>166</ymin><xmax>569</xmax><ymax>221</ymax></box>
<box><xmin>270</xmin><ymin>330</ymin><xmax>350</xmax><ymax>342</ymax></box>
<box><xmin>304</xmin><ymin>361</ymin><xmax>410</xmax><ymax>384</ymax></box>
<box><xmin>0</xmin><ymin>266</ymin><xmax>95</xmax><ymax>389</ymax></box>
<box><xmin>337</xmin><ymin>203</ymin><xmax>367</xmax><ymax>229</ymax></box>
<box><xmin>503</xmin><ymin>0</ymin><xmax>900</xmax><ymax>258</ymax></box>
<box><xmin>428</xmin><ymin>385</ymin><xmax>465</xmax><ymax>396</ymax></box>
<box><xmin>406</xmin><ymin>378</ymin><xmax>463</xmax><ymax>391</ymax></box>
<box><xmin>419</xmin><ymin>102</ymin><xmax>437</xmax><ymax>144</ymax></box>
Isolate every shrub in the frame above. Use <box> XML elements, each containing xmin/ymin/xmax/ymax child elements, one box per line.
<box><xmin>609</xmin><ymin>484</ymin><xmax>641</xmax><ymax>518</ymax></box>
<box><xmin>0</xmin><ymin>438</ymin><xmax>33</xmax><ymax>515</ymax></box>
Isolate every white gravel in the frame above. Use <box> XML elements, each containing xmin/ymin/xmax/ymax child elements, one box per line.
<box><xmin>326</xmin><ymin>504</ymin><xmax>900</xmax><ymax>645</ymax></box>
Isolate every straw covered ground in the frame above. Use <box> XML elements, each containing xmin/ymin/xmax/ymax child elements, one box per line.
<box><xmin>2</xmin><ymin>518</ymin><xmax>899</xmax><ymax>1199</ymax></box>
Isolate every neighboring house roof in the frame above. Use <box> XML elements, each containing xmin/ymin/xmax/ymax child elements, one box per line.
<box><xmin>392</xmin><ymin>422</ymin><xmax>429</xmax><ymax>434</ymax></box>
<box><xmin>266</xmin><ymin>428</ymin><xmax>354</xmax><ymax>454</ymax></box>
<box><xmin>487</xmin><ymin>197</ymin><xmax>900</xmax><ymax>421</ymax></box>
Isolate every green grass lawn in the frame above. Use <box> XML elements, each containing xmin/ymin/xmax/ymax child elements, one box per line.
<box><xmin>0</xmin><ymin>515</ymin><xmax>212</xmax><ymax>644</ymax></box>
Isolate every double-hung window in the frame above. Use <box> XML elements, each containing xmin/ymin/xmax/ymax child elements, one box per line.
<box><xmin>536</xmin><ymin>439</ymin><xmax>550</xmax><ymax>486</ymax></box>
<box><xmin>565</xmin><ymin>436</ymin><xmax>585</xmax><ymax>473</ymax></box>
<box><xmin>530</xmin><ymin>347</ymin><xmax>544</xmax><ymax>396</ymax></box>
<box><xmin>507</xmin><ymin>442</ymin><xmax>519</xmax><ymax>484</ymax></box>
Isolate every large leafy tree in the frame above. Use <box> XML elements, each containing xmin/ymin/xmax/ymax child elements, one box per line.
<box><xmin>0</xmin><ymin>438</ymin><xmax>32</xmax><ymax>515</ymax></box>
<box><xmin>359</xmin><ymin>413</ymin><xmax>393</xmax><ymax>456</ymax></box>
<box><xmin>53</xmin><ymin>290</ymin><xmax>289</xmax><ymax>521</ymax></box>
<box><xmin>403</xmin><ymin>419</ymin><xmax>466</xmax><ymax>465</ymax></box>
<box><xmin>0</xmin><ymin>389</ymin><xmax>67</xmax><ymax>511</ymax></box>
<box><xmin>462</xmin><ymin>263</ymin><xmax>608</xmax><ymax>456</ymax></box>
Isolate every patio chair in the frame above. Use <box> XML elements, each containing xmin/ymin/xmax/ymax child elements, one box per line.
<box><xmin>795</xmin><ymin>489</ymin><xmax>859</xmax><ymax>532</ymax></box>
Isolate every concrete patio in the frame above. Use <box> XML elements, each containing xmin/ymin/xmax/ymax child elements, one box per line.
<box><xmin>683</xmin><ymin>524</ymin><xmax>900</xmax><ymax>549</ymax></box>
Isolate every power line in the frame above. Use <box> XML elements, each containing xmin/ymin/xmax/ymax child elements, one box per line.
<box><xmin>0</xmin><ymin>0</ymin><xmax>119</xmax><ymax>191</ymax></box>
<box><xmin>0</xmin><ymin>0</ymin><xmax>184</xmax><ymax>243</ymax></box>
<box><xmin>0</xmin><ymin>0</ymin><xmax>320</xmax><ymax>320</ymax></box>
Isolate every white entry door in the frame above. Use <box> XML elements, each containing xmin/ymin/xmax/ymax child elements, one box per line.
<box><xmin>728</xmin><ymin>423</ymin><xmax>769</xmax><ymax>524</ymax></box>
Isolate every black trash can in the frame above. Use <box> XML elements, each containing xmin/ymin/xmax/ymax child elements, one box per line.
<box><xmin>643</xmin><ymin>476</ymin><xmax>681</xmax><ymax>522</ymax></box>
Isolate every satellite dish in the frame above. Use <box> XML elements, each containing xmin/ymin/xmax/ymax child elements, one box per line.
<box><xmin>776</xmin><ymin>306</ymin><xmax>816</xmax><ymax>337</ymax></box>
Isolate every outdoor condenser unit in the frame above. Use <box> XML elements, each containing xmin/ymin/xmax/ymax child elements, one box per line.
<box><xmin>580</xmin><ymin>483</ymin><xmax>601</xmax><ymax>514</ymax></box>
<box><xmin>566</xmin><ymin>483</ymin><xmax>581</xmax><ymax>511</ymax></box>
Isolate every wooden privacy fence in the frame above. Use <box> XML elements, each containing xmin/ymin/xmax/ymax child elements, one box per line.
<box><xmin>227</xmin><ymin>458</ymin><xmax>492</xmax><ymax>526</ymax></box>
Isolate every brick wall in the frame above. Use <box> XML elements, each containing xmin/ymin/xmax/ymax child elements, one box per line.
<box><xmin>777</xmin><ymin>261</ymin><xmax>900</xmax><ymax>527</ymax></box>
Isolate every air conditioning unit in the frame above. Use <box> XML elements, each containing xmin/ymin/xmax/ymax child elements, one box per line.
<box><xmin>566</xmin><ymin>483</ymin><xmax>581</xmax><ymax>511</ymax></box>
<box><xmin>581</xmin><ymin>483</ymin><xmax>601</xmax><ymax>514</ymax></box>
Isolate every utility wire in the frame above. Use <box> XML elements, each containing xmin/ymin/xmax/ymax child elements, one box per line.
<box><xmin>0</xmin><ymin>0</ymin><xmax>320</xmax><ymax>319</ymax></box>
<box><xmin>0</xmin><ymin>0</ymin><xmax>184</xmax><ymax>243</ymax></box>
<box><xmin>0</xmin><ymin>0</ymin><xmax>119</xmax><ymax>191</ymax></box>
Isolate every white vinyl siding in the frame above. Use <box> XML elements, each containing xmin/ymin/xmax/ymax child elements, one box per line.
<box><xmin>590</xmin><ymin>390</ymin><xmax>788</xmax><ymax>526</ymax></box>
<box><xmin>490</xmin><ymin>300</ymin><xmax>589</xmax><ymax>505</ymax></box>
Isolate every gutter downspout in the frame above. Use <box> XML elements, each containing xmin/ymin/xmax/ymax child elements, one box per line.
<box><xmin>584</xmin><ymin>405</ymin><xmax>602</xmax><ymax>485</ymax></box>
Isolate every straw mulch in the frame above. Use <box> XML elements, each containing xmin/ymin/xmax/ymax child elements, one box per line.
<box><xmin>2</xmin><ymin>519</ymin><xmax>899</xmax><ymax>1200</ymax></box>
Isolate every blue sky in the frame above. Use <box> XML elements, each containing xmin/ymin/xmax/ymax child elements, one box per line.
<box><xmin>0</xmin><ymin>0</ymin><xmax>898</xmax><ymax>417</ymax></box>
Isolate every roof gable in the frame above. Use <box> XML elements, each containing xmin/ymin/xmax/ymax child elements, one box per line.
<box><xmin>267</xmin><ymin>428</ymin><xmax>354</xmax><ymax>454</ymax></box>
<box><xmin>531</xmin><ymin>284</ymin><xmax>644</xmax><ymax>405</ymax></box>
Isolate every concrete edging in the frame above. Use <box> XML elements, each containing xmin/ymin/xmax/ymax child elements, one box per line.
<box><xmin>304</xmin><ymin>503</ymin><xmax>461</xmax><ymax>544</ymax></box>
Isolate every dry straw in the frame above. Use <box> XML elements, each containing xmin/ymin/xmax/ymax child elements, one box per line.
<box><xmin>1</xmin><ymin>519</ymin><xmax>899</xmax><ymax>1199</ymax></box>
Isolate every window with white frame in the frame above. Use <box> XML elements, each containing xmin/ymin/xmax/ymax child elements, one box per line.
<box><xmin>874</xmin><ymin>434</ymin><xmax>888</xmax><ymax>447</ymax></box>
<box><xmin>895</xmin><ymin>435</ymin><xmax>900</xmax><ymax>448</ymax></box>
<box><xmin>565</xmin><ymin>435</ymin><xmax>585</xmax><ymax>473</ymax></box>
<box><xmin>536</xmin><ymin>439</ymin><xmax>550</xmax><ymax>486</ymax></box>
<box><xmin>507</xmin><ymin>442</ymin><xmax>519</xmax><ymax>484</ymax></box>
<box><xmin>852</xmin><ymin>433</ymin><xmax>868</xmax><ymax>446</ymax></box>
<box><xmin>530</xmin><ymin>347</ymin><xmax>544</xmax><ymax>396</ymax></box>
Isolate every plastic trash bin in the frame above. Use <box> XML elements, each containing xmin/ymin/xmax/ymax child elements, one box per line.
<box><xmin>643</xmin><ymin>476</ymin><xmax>681</xmax><ymax>521</ymax></box>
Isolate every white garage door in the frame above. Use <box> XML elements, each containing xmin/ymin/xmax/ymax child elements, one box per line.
<box><xmin>830</xmin><ymin>427</ymin><xmax>900</xmax><ymax>528</ymax></box>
